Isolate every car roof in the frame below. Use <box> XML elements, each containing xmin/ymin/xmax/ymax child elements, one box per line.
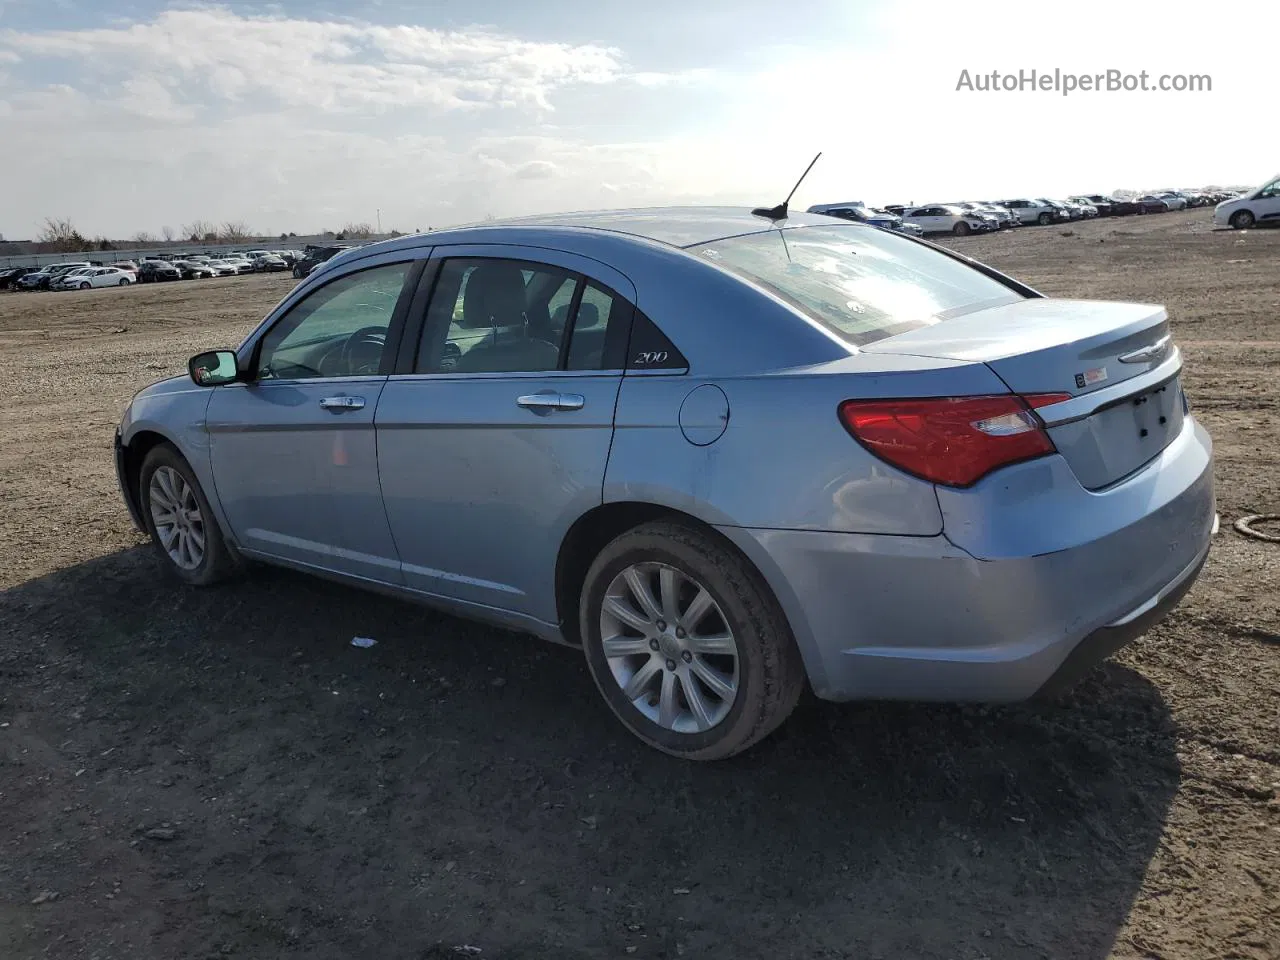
<box><xmin>356</xmin><ymin>207</ymin><xmax>845</xmax><ymax>260</ymax></box>
<box><xmin>482</xmin><ymin>206</ymin><xmax>845</xmax><ymax>247</ymax></box>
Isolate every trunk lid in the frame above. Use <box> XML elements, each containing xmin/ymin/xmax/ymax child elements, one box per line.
<box><xmin>862</xmin><ymin>298</ymin><xmax>1184</xmax><ymax>489</ymax></box>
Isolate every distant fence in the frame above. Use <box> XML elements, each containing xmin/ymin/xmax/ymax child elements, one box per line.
<box><xmin>0</xmin><ymin>234</ymin><xmax>394</xmax><ymax>270</ymax></box>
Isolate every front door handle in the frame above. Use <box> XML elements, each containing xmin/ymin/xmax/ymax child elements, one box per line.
<box><xmin>516</xmin><ymin>392</ymin><xmax>585</xmax><ymax>412</ymax></box>
<box><xmin>319</xmin><ymin>395</ymin><xmax>366</xmax><ymax>411</ymax></box>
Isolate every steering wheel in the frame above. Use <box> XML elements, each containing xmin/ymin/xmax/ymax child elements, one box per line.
<box><xmin>338</xmin><ymin>325</ymin><xmax>387</xmax><ymax>376</ymax></box>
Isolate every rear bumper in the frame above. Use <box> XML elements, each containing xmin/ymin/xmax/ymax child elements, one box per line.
<box><xmin>1034</xmin><ymin>542</ymin><xmax>1207</xmax><ymax>697</ymax></box>
<box><xmin>718</xmin><ymin>419</ymin><xmax>1215</xmax><ymax>703</ymax></box>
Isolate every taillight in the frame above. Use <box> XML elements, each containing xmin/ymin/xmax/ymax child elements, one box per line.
<box><xmin>838</xmin><ymin>394</ymin><xmax>1070</xmax><ymax>488</ymax></box>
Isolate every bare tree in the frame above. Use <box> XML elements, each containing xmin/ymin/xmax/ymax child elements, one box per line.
<box><xmin>37</xmin><ymin>217</ymin><xmax>92</xmax><ymax>253</ymax></box>
<box><xmin>182</xmin><ymin>220</ymin><xmax>217</xmax><ymax>242</ymax></box>
<box><xmin>161</xmin><ymin>225</ymin><xmax>175</xmax><ymax>242</ymax></box>
<box><xmin>220</xmin><ymin>221</ymin><xmax>252</xmax><ymax>242</ymax></box>
<box><xmin>133</xmin><ymin>230</ymin><xmax>157</xmax><ymax>244</ymax></box>
<box><xmin>339</xmin><ymin>222</ymin><xmax>375</xmax><ymax>239</ymax></box>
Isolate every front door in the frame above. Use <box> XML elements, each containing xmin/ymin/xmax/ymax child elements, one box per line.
<box><xmin>207</xmin><ymin>258</ymin><xmax>419</xmax><ymax>583</ymax></box>
<box><xmin>375</xmin><ymin>246</ymin><xmax>635</xmax><ymax>624</ymax></box>
<box><xmin>1253</xmin><ymin>177</ymin><xmax>1280</xmax><ymax>223</ymax></box>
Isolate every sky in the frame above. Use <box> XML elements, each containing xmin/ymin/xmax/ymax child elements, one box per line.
<box><xmin>0</xmin><ymin>0</ymin><xmax>1274</xmax><ymax>239</ymax></box>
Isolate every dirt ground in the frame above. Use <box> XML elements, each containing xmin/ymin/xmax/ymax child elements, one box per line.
<box><xmin>1</xmin><ymin>211</ymin><xmax>1277</xmax><ymax>960</ymax></box>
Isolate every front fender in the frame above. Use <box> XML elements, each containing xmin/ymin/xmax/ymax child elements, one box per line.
<box><xmin>118</xmin><ymin>386</ymin><xmax>239</xmax><ymax>547</ymax></box>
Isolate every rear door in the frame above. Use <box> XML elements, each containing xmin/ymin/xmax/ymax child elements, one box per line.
<box><xmin>374</xmin><ymin>245</ymin><xmax>635</xmax><ymax>623</ymax></box>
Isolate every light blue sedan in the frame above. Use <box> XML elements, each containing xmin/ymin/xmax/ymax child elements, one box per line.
<box><xmin>114</xmin><ymin>207</ymin><xmax>1216</xmax><ymax>759</ymax></box>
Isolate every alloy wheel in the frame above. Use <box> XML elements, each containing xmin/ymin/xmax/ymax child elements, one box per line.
<box><xmin>148</xmin><ymin>466</ymin><xmax>206</xmax><ymax>570</ymax></box>
<box><xmin>599</xmin><ymin>562</ymin><xmax>740</xmax><ymax>733</ymax></box>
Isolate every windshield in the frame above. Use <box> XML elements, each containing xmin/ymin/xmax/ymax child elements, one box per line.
<box><xmin>689</xmin><ymin>224</ymin><xmax>1023</xmax><ymax>347</ymax></box>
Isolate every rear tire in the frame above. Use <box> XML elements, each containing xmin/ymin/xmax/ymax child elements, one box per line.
<box><xmin>579</xmin><ymin>521</ymin><xmax>805</xmax><ymax>760</ymax></box>
<box><xmin>1230</xmin><ymin>210</ymin><xmax>1255</xmax><ymax>230</ymax></box>
<box><xmin>139</xmin><ymin>443</ymin><xmax>239</xmax><ymax>586</ymax></box>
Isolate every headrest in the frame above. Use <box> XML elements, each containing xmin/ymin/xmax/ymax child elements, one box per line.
<box><xmin>576</xmin><ymin>301</ymin><xmax>600</xmax><ymax>328</ymax></box>
<box><xmin>461</xmin><ymin>263</ymin><xmax>527</xmax><ymax>329</ymax></box>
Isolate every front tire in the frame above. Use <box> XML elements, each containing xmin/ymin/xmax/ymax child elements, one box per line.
<box><xmin>1230</xmin><ymin>210</ymin><xmax>1255</xmax><ymax>230</ymax></box>
<box><xmin>1037</xmin><ymin>212</ymin><xmax>1053</xmax><ymax>226</ymax></box>
<box><xmin>79</xmin><ymin>282</ymin><xmax>90</xmax><ymax>290</ymax></box>
<box><xmin>139</xmin><ymin>443</ymin><xmax>238</xmax><ymax>586</ymax></box>
<box><xmin>579</xmin><ymin>521</ymin><xmax>804</xmax><ymax>760</ymax></box>
<box><xmin>952</xmin><ymin>221</ymin><xmax>971</xmax><ymax>236</ymax></box>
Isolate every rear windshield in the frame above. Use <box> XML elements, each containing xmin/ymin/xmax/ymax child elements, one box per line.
<box><xmin>688</xmin><ymin>224</ymin><xmax>1023</xmax><ymax>346</ymax></box>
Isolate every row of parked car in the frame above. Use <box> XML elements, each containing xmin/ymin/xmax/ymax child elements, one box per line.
<box><xmin>0</xmin><ymin>242</ymin><xmax>369</xmax><ymax>292</ymax></box>
<box><xmin>807</xmin><ymin>188</ymin><xmax>1242</xmax><ymax>237</ymax></box>
<box><xmin>0</xmin><ymin>248</ymin><xmax>304</xmax><ymax>292</ymax></box>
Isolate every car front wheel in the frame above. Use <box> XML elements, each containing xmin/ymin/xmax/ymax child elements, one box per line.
<box><xmin>139</xmin><ymin>443</ymin><xmax>238</xmax><ymax>586</ymax></box>
<box><xmin>1230</xmin><ymin>210</ymin><xmax>1255</xmax><ymax>230</ymax></box>
<box><xmin>953</xmin><ymin>221</ymin><xmax>971</xmax><ymax>236</ymax></box>
<box><xmin>579</xmin><ymin>521</ymin><xmax>805</xmax><ymax>760</ymax></box>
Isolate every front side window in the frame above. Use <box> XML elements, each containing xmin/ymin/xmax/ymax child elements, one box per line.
<box><xmin>1257</xmin><ymin>178</ymin><xmax>1280</xmax><ymax>198</ymax></box>
<box><xmin>690</xmin><ymin>224</ymin><xmax>1023</xmax><ymax>347</ymax></box>
<box><xmin>255</xmin><ymin>261</ymin><xmax>410</xmax><ymax>380</ymax></box>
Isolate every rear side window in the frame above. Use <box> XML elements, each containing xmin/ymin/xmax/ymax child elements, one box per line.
<box><xmin>566</xmin><ymin>282</ymin><xmax>618</xmax><ymax>370</ymax></box>
<box><xmin>414</xmin><ymin>258</ymin><xmax>635</xmax><ymax>374</ymax></box>
<box><xmin>689</xmin><ymin>224</ymin><xmax>1023</xmax><ymax>347</ymax></box>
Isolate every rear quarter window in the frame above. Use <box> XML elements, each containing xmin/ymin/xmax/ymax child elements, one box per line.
<box><xmin>689</xmin><ymin>224</ymin><xmax>1023</xmax><ymax>347</ymax></box>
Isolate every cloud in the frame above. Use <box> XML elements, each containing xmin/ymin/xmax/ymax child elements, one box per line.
<box><xmin>0</xmin><ymin>6</ymin><xmax>727</xmax><ymax>234</ymax></box>
<box><xmin>0</xmin><ymin>8</ymin><xmax>629</xmax><ymax>114</ymax></box>
<box><xmin>513</xmin><ymin>160</ymin><xmax>560</xmax><ymax>180</ymax></box>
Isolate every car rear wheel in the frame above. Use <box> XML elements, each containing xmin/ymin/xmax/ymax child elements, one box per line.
<box><xmin>1037</xmin><ymin>212</ymin><xmax>1053</xmax><ymax>226</ymax></box>
<box><xmin>139</xmin><ymin>443</ymin><xmax>238</xmax><ymax>586</ymax></box>
<box><xmin>952</xmin><ymin>221</ymin><xmax>971</xmax><ymax>236</ymax></box>
<box><xmin>118</xmin><ymin>278</ymin><xmax>129</xmax><ymax>286</ymax></box>
<box><xmin>579</xmin><ymin>521</ymin><xmax>804</xmax><ymax>760</ymax></box>
<box><xmin>1230</xmin><ymin>210</ymin><xmax>1255</xmax><ymax>230</ymax></box>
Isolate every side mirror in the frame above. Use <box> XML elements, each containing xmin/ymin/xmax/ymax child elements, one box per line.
<box><xmin>188</xmin><ymin>349</ymin><xmax>242</xmax><ymax>386</ymax></box>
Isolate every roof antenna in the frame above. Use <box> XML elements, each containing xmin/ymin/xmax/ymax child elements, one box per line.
<box><xmin>752</xmin><ymin>151</ymin><xmax>822</xmax><ymax>222</ymax></box>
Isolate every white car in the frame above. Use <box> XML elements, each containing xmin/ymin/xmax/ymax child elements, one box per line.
<box><xmin>999</xmin><ymin>199</ymin><xmax>1064</xmax><ymax>226</ymax></box>
<box><xmin>949</xmin><ymin>201</ymin><xmax>1019</xmax><ymax>228</ymax></box>
<box><xmin>55</xmin><ymin>266</ymin><xmax>134</xmax><ymax>290</ymax></box>
<box><xmin>205</xmin><ymin>260</ymin><xmax>239</xmax><ymax>276</ymax></box>
<box><xmin>901</xmin><ymin>204</ymin><xmax>997</xmax><ymax>235</ymax></box>
<box><xmin>50</xmin><ymin>266</ymin><xmax>99</xmax><ymax>290</ymax></box>
<box><xmin>1068</xmin><ymin>197</ymin><xmax>1102</xmax><ymax>218</ymax></box>
<box><xmin>1155</xmin><ymin>192</ymin><xmax>1189</xmax><ymax>211</ymax></box>
<box><xmin>1213</xmin><ymin>174</ymin><xmax>1280</xmax><ymax>230</ymax></box>
<box><xmin>40</xmin><ymin>262</ymin><xmax>94</xmax><ymax>288</ymax></box>
<box><xmin>1064</xmin><ymin>198</ymin><xmax>1099</xmax><ymax>218</ymax></box>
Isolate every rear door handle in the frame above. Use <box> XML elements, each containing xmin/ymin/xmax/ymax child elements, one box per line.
<box><xmin>319</xmin><ymin>395</ymin><xmax>366</xmax><ymax>411</ymax></box>
<box><xmin>516</xmin><ymin>392</ymin><xmax>585</xmax><ymax>412</ymax></box>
